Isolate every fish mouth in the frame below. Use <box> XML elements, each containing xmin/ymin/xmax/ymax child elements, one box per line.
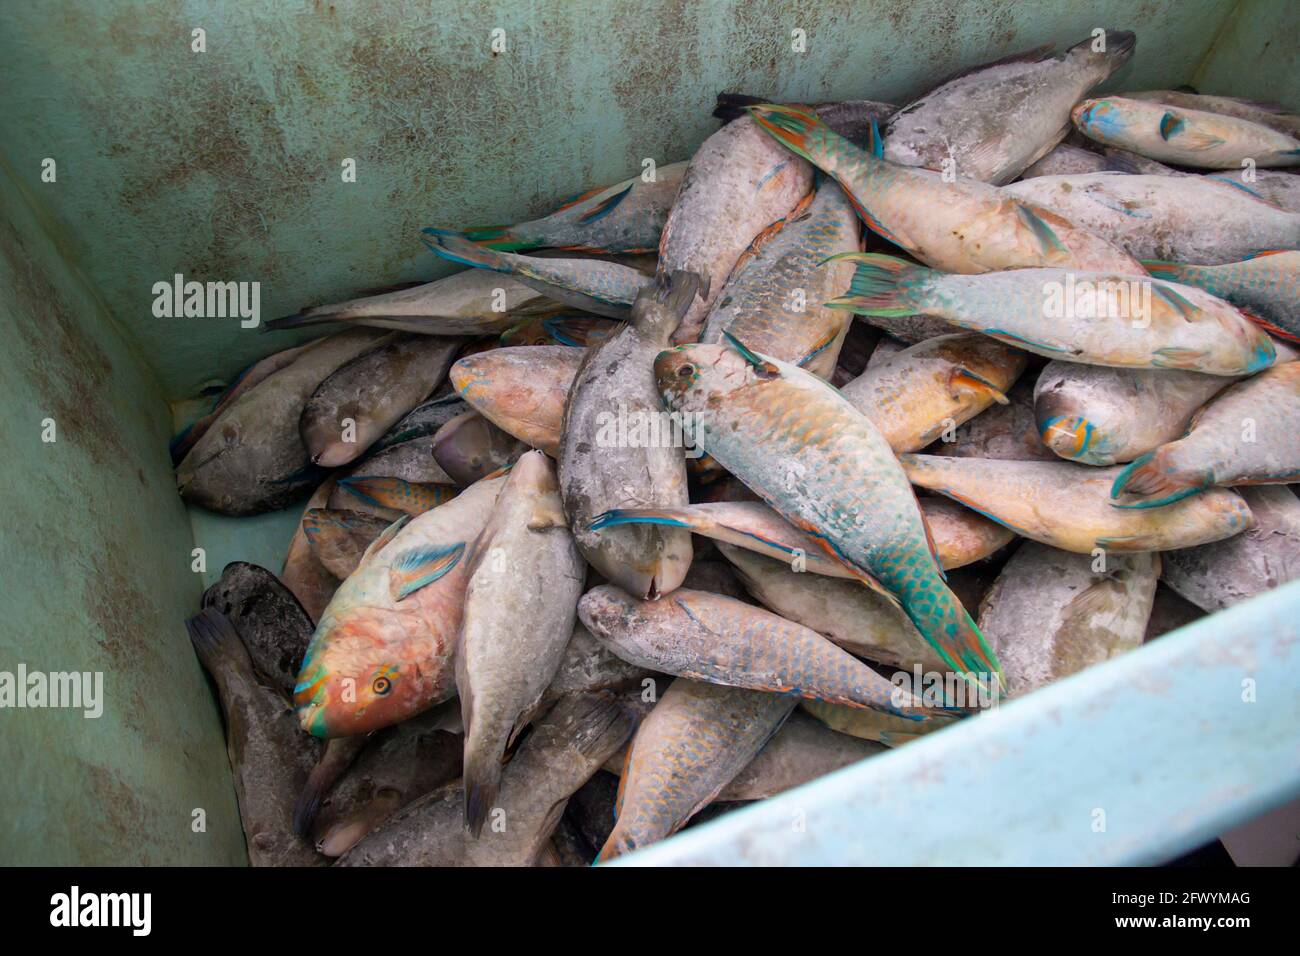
<box><xmin>1038</xmin><ymin>414</ymin><xmax>1098</xmax><ymax>462</ymax></box>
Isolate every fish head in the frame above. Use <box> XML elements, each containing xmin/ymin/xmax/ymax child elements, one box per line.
<box><xmin>294</xmin><ymin>605</ymin><xmax>442</xmax><ymax>738</ymax></box>
<box><xmin>506</xmin><ymin>447</ymin><xmax>559</xmax><ymax>498</ymax></box>
<box><xmin>1202</xmin><ymin>489</ymin><xmax>1256</xmax><ymax>535</ymax></box>
<box><xmin>654</xmin><ymin>341</ymin><xmax>780</xmax><ymax>415</ymax></box>
<box><xmin>1072</xmin><ymin>97</ymin><xmax>1131</xmax><ymax>143</ymax></box>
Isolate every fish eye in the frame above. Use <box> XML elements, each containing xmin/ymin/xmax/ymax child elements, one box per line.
<box><xmin>677</xmin><ymin>364</ymin><xmax>696</xmax><ymax>379</ymax></box>
<box><xmin>371</xmin><ymin>675</ymin><xmax>393</xmax><ymax>696</ymax></box>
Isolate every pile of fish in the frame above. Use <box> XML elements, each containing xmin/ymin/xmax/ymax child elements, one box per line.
<box><xmin>176</xmin><ymin>28</ymin><xmax>1300</xmax><ymax>865</ymax></box>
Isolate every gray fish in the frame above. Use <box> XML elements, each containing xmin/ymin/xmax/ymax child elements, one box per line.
<box><xmin>201</xmin><ymin>562</ymin><xmax>315</xmax><ymax>697</ymax></box>
<box><xmin>978</xmin><ymin>541</ymin><xmax>1159</xmax><ymax>696</ymax></box>
<box><xmin>457</xmin><ymin>451</ymin><xmax>586</xmax><ymax>836</ymax></box>
<box><xmin>540</xmin><ymin>623</ymin><xmax>656</xmax><ymax>706</ymax></box>
<box><xmin>301</xmin><ymin>509</ymin><xmax>391</xmax><ymax>579</ymax></box>
<box><xmin>337</xmin><ymin>692</ymin><xmax>637</xmax><ymax>866</ymax></box>
<box><xmin>292</xmin><ymin>734</ymin><xmax>368</xmax><ymax>839</ymax></box>
<box><xmin>186</xmin><ymin>609</ymin><xmax>324</xmax><ymax>866</ymax></box>
<box><xmin>300</xmin><ymin>334</ymin><xmax>463</xmax><ymax>467</ymax></box>
<box><xmin>1122</xmin><ymin>90</ymin><xmax>1300</xmax><ymax>138</ymax></box>
<box><xmin>431</xmin><ymin>410</ymin><xmax>528</xmax><ymax>486</ymax></box>
<box><xmin>367</xmin><ymin>393</ymin><xmax>470</xmax><ymax>455</ymax></box>
<box><xmin>937</xmin><ymin>378</ymin><xmax>1057</xmax><ymax>461</ymax></box>
<box><xmin>342</xmin><ymin>434</ymin><xmax>453</xmax><ymax>488</ymax></box>
<box><xmin>280</xmin><ymin>478</ymin><xmax>341</xmax><ymax>624</ymax></box>
<box><xmin>1143</xmin><ymin>583</ymin><xmax>1206</xmax><ymax>641</ymax></box>
<box><xmin>712</xmin><ymin>92</ymin><xmax>896</xmax><ymax>150</ymax></box>
<box><xmin>559</xmin><ymin>274</ymin><xmax>698</xmax><ymax>599</ymax></box>
<box><xmin>884</xmin><ymin>31</ymin><xmax>1136</xmax><ymax>184</ymax></box>
<box><xmin>1020</xmin><ymin>142</ymin><xmax>1109</xmax><ymax>178</ymax></box>
<box><xmin>176</xmin><ymin>328</ymin><xmax>389</xmax><ymax>514</ymax></box>
<box><xmin>1161</xmin><ymin>486</ymin><xmax>1300</xmax><ymax>611</ymax></box>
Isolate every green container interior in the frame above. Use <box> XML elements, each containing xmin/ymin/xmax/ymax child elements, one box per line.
<box><xmin>0</xmin><ymin>0</ymin><xmax>1295</xmax><ymax>865</ymax></box>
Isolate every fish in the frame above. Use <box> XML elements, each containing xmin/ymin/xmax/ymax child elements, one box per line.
<box><xmin>539</xmin><ymin>622</ymin><xmax>657</xmax><ymax>706</ymax></box>
<box><xmin>746</xmin><ymin>102</ymin><xmax>1143</xmax><ymax>275</ymax></box>
<box><xmin>279</xmin><ymin>478</ymin><xmax>341</xmax><ymax>624</ymax></box>
<box><xmin>870</xmin><ymin>336</ymin><xmax>919</xmax><ymax>372</ymax></box>
<box><xmin>699</xmin><ymin>179</ymin><xmax>861</xmax><ymax>378</ymax></box>
<box><xmin>266</xmin><ymin>269</ymin><xmax>553</xmax><ymax>335</ymax></box>
<box><xmin>1034</xmin><ymin>361</ymin><xmax>1237</xmax><ymax>465</ymax></box>
<box><xmin>595</xmin><ymin>678</ymin><xmax>796</xmax><ymax>861</ymax></box>
<box><xmin>1142</xmin><ymin>251</ymin><xmax>1300</xmax><ymax>342</ymax></box>
<box><xmin>300</xmin><ymin>333</ymin><xmax>462</xmax><ymax>467</ymax></box>
<box><xmin>559</xmin><ymin>274</ymin><xmax>698</xmax><ymax>599</ymax></box>
<box><xmin>939</xmin><ymin>378</ymin><xmax>1057</xmax><ymax>461</ymax></box>
<box><xmin>423</xmin><ymin>232</ymin><xmax>652</xmax><ymax>319</ymax></box>
<box><xmin>840</xmin><ymin>332</ymin><xmax>1028</xmax><ymax>451</ymax></box>
<box><xmin>1003</xmin><ymin>173</ymin><xmax>1300</xmax><ymax>265</ymax></box>
<box><xmin>799</xmin><ymin>699</ymin><xmax>953</xmax><ymax>747</ymax></box>
<box><xmin>885</xmin><ymin>31</ymin><xmax>1136</xmax><ymax>184</ymax></box>
<box><xmin>1111</xmin><ymin>362</ymin><xmax>1300</xmax><ymax>506</ymax></box>
<box><xmin>831</xmin><ymin>317</ymin><xmax>881</xmax><ymax>384</ymax></box>
<box><xmin>175</xmin><ymin>328</ymin><xmax>389</xmax><ymax>515</ymax></box>
<box><xmin>713</xmin><ymin>92</ymin><xmax>897</xmax><ymax>150</ymax></box>
<box><xmin>1121</xmin><ymin>90</ymin><xmax>1300</xmax><ymax>138</ymax></box>
<box><xmin>365</xmin><ymin>393</ymin><xmax>469</xmax><ymax>456</ymax></box>
<box><xmin>337</xmin><ymin>691</ymin><xmax>637</xmax><ymax>866</ymax></box>
<box><xmin>443</xmin><ymin>162</ymin><xmax>687</xmax><ymax>253</ymax></box>
<box><xmin>457</xmin><ymin>451</ymin><xmax>586</xmax><ymax>836</ymax></box>
<box><xmin>292</xmin><ymin>734</ymin><xmax>368</xmax><ymax>839</ymax></box>
<box><xmin>302</xmin><ymin>508</ymin><xmax>392</xmax><ymax>579</ymax></box>
<box><xmin>1144</xmin><ymin>584</ymin><xmax>1206</xmax><ymax>641</ymax></box>
<box><xmin>200</xmin><ymin>562</ymin><xmax>315</xmax><ymax>697</ymax></box>
<box><xmin>431</xmin><ymin>410</ymin><xmax>529</xmax><ymax>486</ymax></box>
<box><xmin>658</xmin><ymin>115</ymin><xmax>814</xmax><ymax>343</ymax></box>
<box><xmin>186</xmin><ymin>609</ymin><xmax>325</xmax><ymax>866</ymax></box>
<box><xmin>900</xmin><ymin>453</ymin><xmax>1255</xmax><ymax>552</ymax></box>
<box><xmin>857</xmin><ymin>306</ymin><xmax>956</xmax><ymax>345</ymax></box>
<box><xmin>293</xmin><ymin>472</ymin><xmax>506</xmax><ymax>738</ymax></box>
<box><xmin>341</xmin><ymin>434</ymin><xmax>453</xmax><ymax>488</ymax></box>
<box><xmin>660</xmin><ymin>339</ymin><xmax>1007</xmax><ymax>687</ymax></box>
<box><xmin>716</xmin><ymin>543</ymin><xmax>947</xmax><ymax>671</ymax></box>
<box><xmin>1072</xmin><ymin>96</ymin><xmax>1300</xmax><ymax>169</ymax></box>
<box><xmin>1021</xmin><ymin>142</ymin><xmax>1110</xmax><ymax>178</ymax></box>
<box><xmin>579</xmin><ymin>585</ymin><xmax>928</xmax><ymax>716</ymax></box>
<box><xmin>450</xmin><ymin>345</ymin><xmax>585</xmax><ymax>456</ymax></box>
<box><xmin>589</xmin><ymin>494</ymin><xmax>1011</xmax><ymax>576</ymax></box>
<box><xmin>1203</xmin><ymin>169</ymin><xmax>1300</xmax><ymax>213</ymax></box>
<box><xmin>312</xmin><ymin>711</ymin><xmax>464</xmax><ymax>857</ymax></box>
<box><xmin>336</xmin><ymin>476</ymin><xmax>457</xmax><ymax>516</ymax></box>
<box><xmin>830</xmin><ymin>252</ymin><xmax>1276</xmax><ymax>376</ymax></box>
<box><xmin>1160</xmin><ymin>486</ymin><xmax>1300</xmax><ymax>611</ymax></box>
<box><xmin>498</xmin><ymin>313</ymin><xmax>619</xmax><ymax>348</ymax></box>
<box><xmin>977</xmin><ymin>541</ymin><xmax>1159</xmax><ymax>696</ymax></box>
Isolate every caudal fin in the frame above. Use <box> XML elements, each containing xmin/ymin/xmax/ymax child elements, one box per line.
<box><xmin>745</xmin><ymin>103</ymin><xmax>828</xmax><ymax>165</ymax></box>
<box><xmin>421</xmin><ymin>230</ymin><xmax>516</xmax><ymax>274</ymax></box>
<box><xmin>824</xmin><ymin>252</ymin><xmax>931</xmax><ymax>317</ymax></box>
<box><xmin>186</xmin><ymin>608</ymin><xmax>253</xmax><ymax>678</ymax></box>
<box><xmin>714</xmin><ymin>91</ymin><xmax>767</xmax><ymax>123</ymax></box>
<box><xmin>912</xmin><ymin>598</ymin><xmax>1006</xmax><ymax>701</ymax></box>
<box><xmin>462</xmin><ymin>753</ymin><xmax>503</xmax><ymax>840</ymax></box>
<box><xmin>1109</xmin><ymin>449</ymin><xmax>1204</xmax><ymax>508</ymax></box>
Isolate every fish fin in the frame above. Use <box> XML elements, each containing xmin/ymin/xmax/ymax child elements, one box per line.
<box><xmin>729</xmin><ymin>189</ymin><xmax>814</xmax><ymax>276</ymax></box>
<box><xmin>1158</xmin><ymin>111</ymin><xmax>1185</xmax><ymax>141</ymax></box>
<box><xmin>462</xmin><ymin>753</ymin><xmax>502</xmax><ymax>839</ymax></box>
<box><xmin>293</xmin><ymin>736</ymin><xmax>364</xmax><ymax>837</ymax></box>
<box><xmin>613</xmin><ymin>742</ymin><xmax>633</xmax><ymax>819</ymax></box>
<box><xmin>923</xmin><ymin>41</ymin><xmax>1056</xmax><ymax>90</ymax></box>
<box><xmin>823</xmin><ymin>252</ymin><xmax>930</xmax><ymax>317</ymax></box>
<box><xmin>588</xmin><ymin>508</ymin><xmax>692</xmax><ymax>532</ymax></box>
<box><xmin>527</xmin><ymin>494</ymin><xmax>569</xmax><ymax>531</ymax></box>
<box><xmin>185</xmin><ymin>608</ymin><xmax>253</xmax><ymax>677</ymax></box>
<box><xmin>793</xmin><ymin>327</ymin><xmax>842</xmax><ymax>369</ymax></box>
<box><xmin>1151</xmin><ymin>346</ymin><xmax>1209</xmax><ymax>370</ymax></box>
<box><xmin>722</xmin><ymin>331</ymin><xmax>782</xmax><ymax>378</ymax></box>
<box><xmin>935</xmin><ymin>488</ymin><xmax>1036</xmax><ymax>540</ymax></box>
<box><xmin>915</xmin><ymin>494</ymin><xmax>947</xmax><ymax>581</ymax></box>
<box><xmin>456</xmin><ymin>225</ymin><xmax>542</xmax><ymax>253</ymax></box>
<box><xmin>1237</xmin><ymin>310</ymin><xmax>1300</xmax><ymax>344</ymax></box>
<box><xmin>1205</xmin><ymin>175</ymin><xmax>1273</xmax><ymax>203</ymax></box>
<box><xmin>390</xmin><ymin>542</ymin><xmax>466</xmax><ymax>601</ymax></box>
<box><xmin>420</xmin><ymin>231</ymin><xmax>514</xmax><ymax>273</ymax></box>
<box><xmin>1060</xmin><ymin>576</ymin><xmax>1126</xmax><ymax>622</ymax></box>
<box><xmin>838</xmin><ymin>173</ymin><xmax>908</xmax><ymax>248</ymax></box>
<box><xmin>867</xmin><ymin>118</ymin><xmax>883</xmax><ymax>159</ymax></box>
<box><xmin>1109</xmin><ymin>449</ymin><xmax>1204</xmax><ymax>506</ymax></box>
<box><xmin>791</xmin><ymin>517</ymin><xmax>904</xmax><ymax>610</ymax></box>
<box><xmin>263</xmin><ymin>312</ymin><xmax>340</xmax><ymax>331</ymax></box>
<box><xmin>1102</xmin><ymin>149</ymin><xmax>1145</xmax><ymax>174</ymax></box>
<box><xmin>1013</xmin><ymin>202</ymin><xmax>1066</xmax><ymax>256</ymax></box>
<box><xmin>1095</xmin><ymin>533</ymin><xmax>1163</xmax><ymax>550</ymax></box>
<box><xmin>948</xmin><ymin>366</ymin><xmax>1009</xmax><ymax>404</ymax></box>
<box><xmin>984</xmin><ymin>328</ymin><xmax>1072</xmax><ymax>354</ymax></box>
<box><xmin>1139</xmin><ymin>259</ymin><xmax>1189</xmax><ymax>281</ymax></box>
<box><xmin>713</xmin><ymin>91</ymin><xmax>767</xmax><ymax>123</ymax></box>
<box><xmin>1151</xmin><ymin>282</ymin><xmax>1199</xmax><ymax>321</ymax></box>
<box><xmin>360</xmin><ymin>514</ymin><xmax>411</xmax><ymax>564</ymax></box>
<box><xmin>745</xmin><ymin>102</ymin><xmax>826</xmax><ymax>164</ymax></box>
<box><xmin>577</xmin><ymin>182</ymin><xmax>634</xmax><ymax>225</ymax></box>
<box><xmin>1160</xmin><ymin>113</ymin><xmax>1224</xmax><ymax>151</ymax></box>
<box><xmin>1243</xmin><ymin>249</ymin><xmax>1291</xmax><ymax>260</ymax></box>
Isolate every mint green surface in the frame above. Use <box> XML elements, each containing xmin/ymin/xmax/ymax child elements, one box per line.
<box><xmin>0</xmin><ymin>0</ymin><xmax>1292</xmax><ymax>866</ymax></box>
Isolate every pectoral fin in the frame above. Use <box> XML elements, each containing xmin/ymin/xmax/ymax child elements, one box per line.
<box><xmin>389</xmin><ymin>542</ymin><xmax>466</xmax><ymax>600</ymax></box>
<box><xmin>948</xmin><ymin>366</ymin><xmax>1009</xmax><ymax>403</ymax></box>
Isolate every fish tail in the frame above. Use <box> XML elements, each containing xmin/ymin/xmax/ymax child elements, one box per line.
<box><xmin>745</xmin><ymin>102</ymin><xmax>827</xmax><ymax>165</ymax></box>
<box><xmin>185</xmin><ymin>608</ymin><xmax>252</xmax><ymax>678</ymax></box>
<box><xmin>589</xmin><ymin>508</ymin><xmax>692</xmax><ymax>532</ymax></box>
<box><xmin>264</xmin><ymin>311</ymin><xmax>340</xmax><ymax>331</ymax></box>
<box><xmin>910</xmin><ymin>594</ymin><xmax>1006</xmax><ymax>701</ymax></box>
<box><xmin>713</xmin><ymin>91</ymin><xmax>767</xmax><ymax>123</ymax></box>
<box><xmin>462</xmin><ymin>752</ymin><xmax>502</xmax><ymax>840</ymax></box>
<box><xmin>292</xmin><ymin>740</ymin><xmax>353</xmax><ymax>837</ymax></box>
<box><xmin>1140</xmin><ymin>259</ymin><xmax>1191</xmax><ymax>282</ymax></box>
<box><xmin>1069</xmin><ymin>28</ymin><xmax>1135</xmax><ymax>66</ymax></box>
<box><xmin>823</xmin><ymin>252</ymin><xmax>931</xmax><ymax>317</ymax></box>
<box><xmin>455</xmin><ymin>224</ymin><xmax>544</xmax><ymax>253</ymax></box>
<box><xmin>1109</xmin><ymin>449</ymin><xmax>1204</xmax><ymax>506</ymax></box>
<box><xmin>420</xmin><ymin>230</ymin><xmax>515</xmax><ymax>274</ymax></box>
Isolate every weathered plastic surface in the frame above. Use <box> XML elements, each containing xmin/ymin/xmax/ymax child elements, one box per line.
<box><xmin>0</xmin><ymin>0</ymin><xmax>1295</xmax><ymax>866</ymax></box>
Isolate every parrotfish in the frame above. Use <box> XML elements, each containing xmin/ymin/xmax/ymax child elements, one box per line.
<box><xmin>830</xmin><ymin>253</ymin><xmax>1276</xmax><ymax>376</ymax></box>
<box><xmin>595</xmin><ymin>678</ymin><xmax>796</xmax><ymax>862</ymax></box>
<box><xmin>424</xmin><ymin>232</ymin><xmax>651</xmax><ymax>319</ymax></box>
<box><xmin>800</xmin><ymin>699</ymin><xmax>951</xmax><ymax>747</ymax></box>
<box><xmin>498</xmin><ymin>313</ymin><xmax>619</xmax><ymax>348</ymax></box>
<box><xmin>579</xmin><ymin>585</ymin><xmax>927</xmax><ymax>716</ymax></box>
<box><xmin>279</xmin><ymin>478</ymin><xmax>341</xmax><ymax>624</ymax></box>
<box><xmin>457</xmin><ymin>451</ymin><xmax>586</xmax><ymax>836</ymax></box>
<box><xmin>431</xmin><ymin>409</ymin><xmax>529</xmax><ymax>486</ymax></box>
<box><xmin>978</xmin><ymin>541</ymin><xmax>1159</xmax><ymax>696</ymax></box>
<box><xmin>538</xmin><ymin>622</ymin><xmax>656</xmax><ymax>707</ymax></box>
<box><xmin>1072</xmin><ymin>96</ymin><xmax>1300</xmax><ymax>169</ymax></box>
<box><xmin>901</xmin><ymin>453</ymin><xmax>1254</xmax><ymax>552</ymax></box>
<box><xmin>1202</xmin><ymin>169</ymin><xmax>1300</xmax><ymax>213</ymax></box>
<box><xmin>336</xmin><ymin>475</ymin><xmax>457</xmax><ymax>516</ymax></box>
<box><xmin>840</xmin><ymin>332</ymin><xmax>1027</xmax><ymax>451</ymax></box>
<box><xmin>699</xmin><ymin>179</ymin><xmax>860</xmax><ymax>379</ymax></box>
<box><xmin>365</xmin><ymin>393</ymin><xmax>469</xmax><ymax>456</ymax></box>
<box><xmin>1160</xmin><ymin>486</ymin><xmax>1300</xmax><ymax>611</ymax></box>
<box><xmin>338</xmin><ymin>691</ymin><xmax>638</xmax><ymax>866</ymax></box>
<box><xmin>1143</xmin><ymin>251</ymin><xmax>1300</xmax><ymax>342</ymax></box>
<box><xmin>300</xmin><ymin>334</ymin><xmax>463</xmax><ymax>467</ymax></box>
<box><xmin>1034</xmin><ymin>361</ymin><xmax>1236</xmax><ymax>465</ymax></box>
<box><xmin>559</xmin><ymin>274</ymin><xmax>698</xmax><ymax>599</ymax></box>
<box><xmin>746</xmin><ymin>103</ymin><xmax>1142</xmax><ymax>275</ymax></box>
<box><xmin>266</xmin><ymin>269</ymin><xmax>553</xmax><ymax>335</ymax></box>
<box><xmin>713</xmin><ymin>92</ymin><xmax>896</xmax><ymax>150</ymax></box>
<box><xmin>186</xmin><ymin>609</ymin><xmax>325</xmax><ymax>866</ymax></box>
<box><xmin>1111</xmin><ymin>362</ymin><xmax>1300</xmax><ymax>506</ymax></box>
<box><xmin>441</xmin><ymin>162</ymin><xmax>687</xmax><ymax>254</ymax></box>
<box><xmin>450</xmin><ymin>345</ymin><xmax>584</xmax><ymax>456</ymax></box>
<box><xmin>201</xmin><ymin>562</ymin><xmax>316</xmax><ymax>697</ymax></box>
<box><xmin>866</xmin><ymin>335</ymin><xmax>908</xmax><ymax>369</ymax></box>
<box><xmin>652</xmin><ymin>339</ymin><xmax>1006</xmax><ymax>688</ymax></box>
<box><xmin>1021</xmin><ymin>142</ymin><xmax>1110</xmax><ymax>178</ymax></box>
<box><xmin>884</xmin><ymin>31</ymin><xmax>1136</xmax><ymax>184</ymax></box>
<box><xmin>940</xmin><ymin>378</ymin><xmax>1057</xmax><ymax>461</ymax></box>
<box><xmin>658</xmin><ymin>115</ymin><xmax>814</xmax><ymax>343</ymax></box>
<box><xmin>1121</xmin><ymin>90</ymin><xmax>1300</xmax><ymax>138</ymax></box>
<box><xmin>342</xmin><ymin>434</ymin><xmax>453</xmax><ymax>488</ymax></box>
<box><xmin>301</xmin><ymin>509</ymin><xmax>391</xmax><ymax>579</ymax></box>
<box><xmin>293</xmin><ymin>472</ymin><xmax>506</xmax><ymax>738</ymax></box>
<box><xmin>176</xmin><ymin>328</ymin><xmax>389</xmax><ymax>515</ymax></box>
<box><xmin>1003</xmin><ymin>173</ymin><xmax>1300</xmax><ymax>265</ymax></box>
